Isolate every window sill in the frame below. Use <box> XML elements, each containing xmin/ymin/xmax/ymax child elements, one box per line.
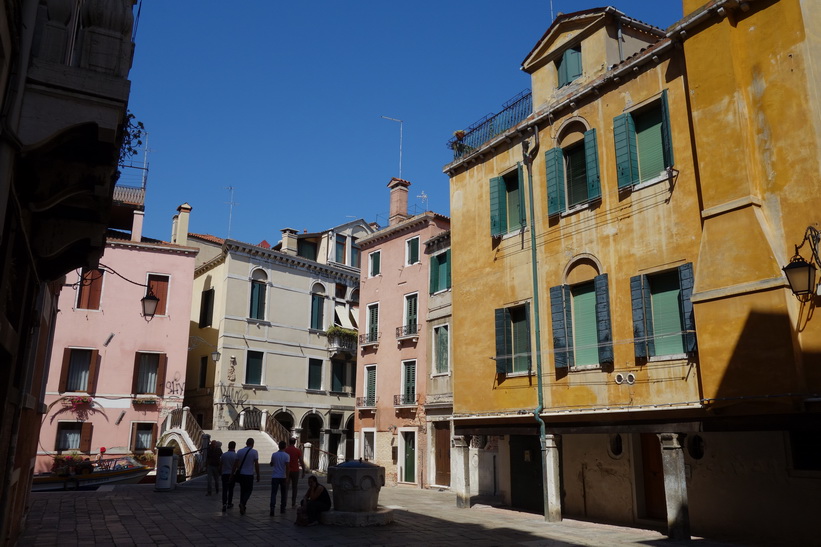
<box><xmin>560</xmin><ymin>201</ymin><xmax>593</xmax><ymax>218</ymax></box>
<box><xmin>247</xmin><ymin>318</ymin><xmax>271</xmax><ymax>326</ymax></box>
<box><xmin>306</xmin><ymin>389</ymin><xmax>326</xmax><ymax>395</ymax></box>
<box><xmin>569</xmin><ymin>364</ymin><xmax>602</xmax><ymax>372</ymax></box>
<box><xmin>430</xmin><ymin>288</ymin><xmax>452</xmax><ymax>296</ymax></box>
<box><xmin>329</xmin><ymin>390</ymin><xmax>354</xmax><ymax>397</ymax></box>
<box><xmin>648</xmin><ymin>353</ymin><xmax>689</xmax><ymax>363</ymax></box>
<box><xmin>241</xmin><ymin>384</ymin><xmax>267</xmax><ymax>390</ymax></box>
<box><xmin>431</xmin><ymin>372</ymin><xmax>451</xmax><ymax>378</ymax></box>
<box><xmin>631</xmin><ymin>170</ymin><xmax>673</xmax><ymax>191</ymax></box>
<box><xmin>500</xmin><ymin>226</ymin><xmax>528</xmax><ymax>241</ymax></box>
<box><xmin>503</xmin><ymin>370</ymin><xmax>533</xmax><ymax>378</ymax></box>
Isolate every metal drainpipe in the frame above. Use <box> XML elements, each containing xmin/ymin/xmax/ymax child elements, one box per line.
<box><xmin>617</xmin><ymin>19</ymin><xmax>625</xmax><ymax>63</ymax></box>
<box><xmin>521</xmin><ymin>126</ymin><xmax>550</xmax><ymax>521</ymax></box>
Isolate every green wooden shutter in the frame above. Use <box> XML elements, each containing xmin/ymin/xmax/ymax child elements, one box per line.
<box><xmin>366</xmin><ymin>367</ymin><xmax>376</xmax><ymax>405</ymax></box>
<box><xmin>594</xmin><ymin>274</ymin><xmax>613</xmax><ymax>364</ymax></box>
<box><xmin>246</xmin><ymin>351</ymin><xmax>262</xmax><ymax>385</ymax></box>
<box><xmin>571</xmin><ymin>283</ymin><xmax>598</xmax><ymax>366</ymax></box>
<box><xmin>516</xmin><ymin>164</ymin><xmax>526</xmax><ymax>228</ymax></box>
<box><xmin>510</xmin><ymin>305</ymin><xmax>531</xmax><ymax>373</ymax></box>
<box><xmin>371</xmin><ymin>252</ymin><xmax>380</xmax><ymax>276</ymax></box>
<box><xmin>558</xmin><ymin>50</ymin><xmax>569</xmax><ymax>87</ymax></box>
<box><xmin>408</xmin><ymin>238</ymin><xmax>419</xmax><ymax>264</ymax></box>
<box><xmin>489</xmin><ymin>176</ymin><xmax>506</xmax><ymax>236</ymax></box>
<box><xmin>250</xmin><ymin>281</ymin><xmax>265</xmax><ymax>319</ymax></box>
<box><xmin>630</xmin><ymin>275</ymin><xmax>648</xmax><ymax>358</ymax></box>
<box><xmin>429</xmin><ymin>256</ymin><xmax>438</xmax><ymax>294</ymax></box>
<box><xmin>368</xmin><ymin>305</ymin><xmax>378</xmax><ymax>341</ymax></box>
<box><xmin>635</xmin><ymin>105</ymin><xmax>665</xmax><ymax>182</ymax></box>
<box><xmin>406</xmin><ymin>294</ymin><xmax>418</xmax><ymax>333</ymax></box>
<box><xmin>311</xmin><ymin>294</ymin><xmax>324</xmax><ymax>330</ymax></box>
<box><xmin>649</xmin><ymin>271</ymin><xmax>684</xmax><ymax>356</ymax></box>
<box><xmin>445</xmin><ymin>249</ymin><xmax>451</xmax><ymax>289</ymax></box>
<box><xmin>545</xmin><ymin>147</ymin><xmax>566</xmax><ymax>215</ymax></box>
<box><xmin>678</xmin><ymin>263</ymin><xmax>696</xmax><ymax>353</ymax></box>
<box><xmin>550</xmin><ymin>285</ymin><xmax>574</xmax><ymax>369</ymax></box>
<box><xmin>584</xmin><ymin>129</ymin><xmax>601</xmax><ymax>200</ymax></box>
<box><xmin>494</xmin><ymin>308</ymin><xmax>511</xmax><ymax>374</ymax></box>
<box><xmin>614</xmin><ymin>112</ymin><xmax>638</xmax><ymax>187</ymax></box>
<box><xmin>331</xmin><ymin>360</ymin><xmax>344</xmax><ymax>392</ymax></box>
<box><xmin>660</xmin><ymin>89</ymin><xmax>674</xmax><ymax>168</ymax></box>
<box><xmin>404</xmin><ymin>361</ymin><xmax>416</xmax><ymax>400</ymax></box>
<box><xmin>567</xmin><ymin>46</ymin><xmax>582</xmax><ymax>82</ymax></box>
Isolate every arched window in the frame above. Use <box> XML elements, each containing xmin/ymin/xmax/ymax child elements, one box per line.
<box><xmin>310</xmin><ymin>283</ymin><xmax>325</xmax><ymax>331</ymax></box>
<box><xmin>249</xmin><ymin>269</ymin><xmax>267</xmax><ymax>320</ymax></box>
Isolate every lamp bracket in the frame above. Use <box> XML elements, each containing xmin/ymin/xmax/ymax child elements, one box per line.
<box><xmin>794</xmin><ymin>225</ymin><xmax>821</xmax><ymax>264</ymax></box>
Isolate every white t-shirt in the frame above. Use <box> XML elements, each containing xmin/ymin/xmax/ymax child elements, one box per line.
<box><xmin>270</xmin><ymin>450</ymin><xmax>290</xmax><ymax>479</ymax></box>
<box><xmin>235</xmin><ymin>446</ymin><xmax>258</xmax><ymax>475</ymax></box>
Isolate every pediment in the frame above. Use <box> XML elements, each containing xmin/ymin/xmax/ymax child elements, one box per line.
<box><xmin>521</xmin><ymin>10</ymin><xmax>608</xmax><ymax>73</ymax></box>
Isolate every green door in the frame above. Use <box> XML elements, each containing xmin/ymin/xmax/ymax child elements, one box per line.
<box><xmin>403</xmin><ymin>432</ymin><xmax>416</xmax><ymax>483</ymax></box>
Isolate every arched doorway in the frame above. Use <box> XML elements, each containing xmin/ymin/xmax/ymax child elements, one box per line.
<box><xmin>301</xmin><ymin>413</ymin><xmax>323</xmax><ymax>470</ymax></box>
<box><xmin>274</xmin><ymin>411</ymin><xmax>294</xmax><ymax>434</ymax></box>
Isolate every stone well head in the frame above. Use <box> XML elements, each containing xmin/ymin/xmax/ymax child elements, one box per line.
<box><xmin>327</xmin><ymin>459</ymin><xmax>385</xmax><ymax>513</ymax></box>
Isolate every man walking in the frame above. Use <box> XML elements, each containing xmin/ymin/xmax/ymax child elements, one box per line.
<box><xmin>219</xmin><ymin>441</ymin><xmax>238</xmax><ymax>512</ymax></box>
<box><xmin>284</xmin><ymin>437</ymin><xmax>306</xmax><ymax>508</ymax></box>
<box><xmin>269</xmin><ymin>440</ymin><xmax>289</xmax><ymax>516</ymax></box>
<box><xmin>232</xmin><ymin>438</ymin><xmax>260</xmax><ymax>515</ymax></box>
<box><xmin>205</xmin><ymin>440</ymin><xmax>222</xmax><ymax>496</ymax></box>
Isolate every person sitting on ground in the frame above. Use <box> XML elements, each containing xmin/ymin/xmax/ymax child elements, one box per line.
<box><xmin>298</xmin><ymin>475</ymin><xmax>331</xmax><ymax>526</ymax></box>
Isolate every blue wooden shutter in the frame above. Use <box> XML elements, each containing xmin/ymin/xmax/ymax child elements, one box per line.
<box><xmin>614</xmin><ymin>113</ymin><xmax>638</xmax><ymax>187</ymax></box>
<box><xmin>594</xmin><ymin>274</ymin><xmax>614</xmax><ymax>364</ymax></box>
<box><xmin>678</xmin><ymin>262</ymin><xmax>696</xmax><ymax>353</ymax></box>
<box><xmin>545</xmin><ymin>148</ymin><xmax>566</xmax><ymax>215</ymax></box>
<box><xmin>558</xmin><ymin>51</ymin><xmax>569</xmax><ymax>86</ymax></box>
<box><xmin>660</xmin><ymin>89</ymin><xmax>674</xmax><ymax>168</ymax></box>
<box><xmin>550</xmin><ymin>285</ymin><xmax>574</xmax><ymax>369</ymax></box>
<box><xmin>630</xmin><ymin>275</ymin><xmax>648</xmax><ymax>358</ymax></box>
<box><xmin>584</xmin><ymin>129</ymin><xmax>601</xmax><ymax>200</ymax></box>
<box><xmin>495</xmin><ymin>308</ymin><xmax>511</xmax><ymax>374</ymax></box>
<box><xmin>489</xmin><ymin>176</ymin><xmax>506</xmax><ymax>236</ymax></box>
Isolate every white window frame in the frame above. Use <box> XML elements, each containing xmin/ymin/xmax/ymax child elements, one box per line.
<box><xmin>359</xmin><ymin>427</ymin><xmax>377</xmax><ymax>461</ymax></box>
<box><xmin>432</xmin><ymin>324</ymin><xmax>450</xmax><ymax>376</ymax></box>
<box><xmin>397</xmin><ymin>427</ymin><xmax>418</xmax><ymax>484</ymax></box>
<box><xmin>363</xmin><ymin>364</ymin><xmax>377</xmax><ymax>406</ymax></box>
<box><xmin>403</xmin><ymin>292</ymin><xmax>419</xmax><ymax>335</ymax></box>
<box><xmin>400</xmin><ymin>359</ymin><xmax>416</xmax><ymax>405</ymax></box>
<box><xmin>244</xmin><ymin>350</ymin><xmax>265</xmax><ymax>386</ymax></box>
<box><xmin>405</xmin><ymin>236</ymin><xmax>420</xmax><ymax>265</ymax></box>
<box><xmin>307</xmin><ymin>357</ymin><xmax>323</xmax><ymax>391</ymax></box>
<box><xmin>369</xmin><ymin>250</ymin><xmax>381</xmax><ymax>277</ymax></box>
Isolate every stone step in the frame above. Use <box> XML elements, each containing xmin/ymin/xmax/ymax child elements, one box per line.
<box><xmin>201</xmin><ymin>430</ymin><xmax>280</xmax><ymax>465</ymax></box>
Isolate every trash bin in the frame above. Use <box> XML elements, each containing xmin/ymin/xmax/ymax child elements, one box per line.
<box><xmin>154</xmin><ymin>446</ymin><xmax>176</xmax><ymax>491</ymax></box>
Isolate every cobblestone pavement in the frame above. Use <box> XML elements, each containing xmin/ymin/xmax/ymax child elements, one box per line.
<box><xmin>18</xmin><ymin>471</ymin><xmax>747</xmax><ymax>547</ymax></box>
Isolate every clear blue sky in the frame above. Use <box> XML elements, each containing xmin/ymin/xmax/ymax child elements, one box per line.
<box><xmin>127</xmin><ymin>1</ymin><xmax>683</xmax><ymax>245</ymax></box>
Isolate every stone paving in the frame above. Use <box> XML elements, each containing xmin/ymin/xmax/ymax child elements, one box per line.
<box><xmin>18</xmin><ymin>470</ymin><xmax>748</xmax><ymax>547</ymax></box>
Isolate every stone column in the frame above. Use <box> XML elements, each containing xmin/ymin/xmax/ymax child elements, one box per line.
<box><xmin>544</xmin><ymin>434</ymin><xmax>562</xmax><ymax>522</ymax></box>
<box><xmin>453</xmin><ymin>436</ymin><xmax>471</xmax><ymax>508</ymax></box>
<box><xmin>658</xmin><ymin>432</ymin><xmax>690</xmax><ymax>541</ymax></box>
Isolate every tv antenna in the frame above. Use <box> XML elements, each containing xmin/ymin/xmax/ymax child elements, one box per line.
<box><xmin>225</xmin><ymin>186</ymin><xmax>238</xmax><ymax>238</ymax></box>
<box><xmin>381</xmin><ymin>116</ymin><xmax>404</xmax><ymax>179</ymax></box>
<box><xmin>417</xmin><ymin>191</ymin><xmax>428</xmax><ymax>211</ymax></box>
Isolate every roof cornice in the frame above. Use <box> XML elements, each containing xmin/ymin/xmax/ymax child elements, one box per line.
<box><xmin>357</xmin><ymin>212</ymin><xmax>450</xmax><ymax>248</ymax></box>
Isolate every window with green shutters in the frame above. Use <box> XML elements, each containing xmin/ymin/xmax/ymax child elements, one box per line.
<box><xmin>614</xmin><ymin>90</ymin><xmax>674</xmax><ymax>188</ymax></box>
<box><xmin>402</xmin><ymin>360</ymin><xmax>416</xmax><ymax>404</ymax></box>
<box><xmin>489</xmin><ymin>165</ymin><xmax>525</xmax><ymax>237</ymax></box>
<box><xmin>404</xmin><ymin>293</ymin><xmax>418</xmax><ymax>335</ymax></box>
<box><xmin>366</xmin><ymin>303</ymin><xmax>379</xmax><ymax>343</ymax></box>
<box><xmin>369</xmin><ymin>251</ymin><xmax>381</xmax><ymax>277</ymax></box>
<box><xmin>249</xmin><ymin>270</ymin><xmax>267</xmax><ymax>320</ymax></box>
<box><xmin>308</xmin><ymin>358</ymin><xmax>322</xmax><ymax>390</ymax></box>
<box><xmin>434</xmin><ymin>325</ymin><xmax>449</xmax><ymax>374</ymax></box>
<box><xmin>406</xmin><ymin>237</ymin><xmax>420</xmax><ymax>265</ymax></box>
<box><xmin>550</xmin><ymin>274</ymin><xmax>613</xmax><ymax>370</ymax></box>
<box><xmin>246</xmin><ymin>351</ymin><xmax>263</xmax><ymax>385</ymax></box>
<box><xmin>365</xmin><ymin>365</ymin><xmax>376</xmax><ymax>406</ymax></box>
<box><xmin>351</xmin><ymin>245</ymin><xmax>360</xmax><ymax>268</ymax></box>
<box><xmin>546</xmin><ymin>129</ymin><xmax>600</xmax><ymax>216</ymax></box>
<box><xmin>310</xmin><ymin>291</ymin><xmax>324</xmax><ymax>331</ymax></box>
<box><xmin>430</xmin><ymin>250</ymin><xmax>451</xmax><ymax>294</ymax></box>
<box><xmin>297</xmin><ymin>240</ymin><xmax>317</xmax><ymax>261</ymax></box>
<box><xmin>557</xmin><ymin>45</ymin><xmax>582</xmax><ymax>87</ymax></box>
<box><xmin>631</xmin><ymin>263</ymin><xmax>696</xmax><ymax>358</ymax></box>
<box><xmin>494</xmin><ymin>303</ymin><xmax>531</xmax><ymax>374</ymax></box>
<box><xmin>335</xmin><ymin>235</ymin><xmax>347</xmax><ymax>263</ymax></box>
<box><xmin>331</xmin><ymin>360</ymin><xmax>346</xmax><ymax>392</ymax></box>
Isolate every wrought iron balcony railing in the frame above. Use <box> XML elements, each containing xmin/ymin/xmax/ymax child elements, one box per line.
<box><xmin>447</xmin><ymin>89</ymin><xmax>532</xmax><ymax>160</ymax></box>
<box><xmin>394</xmin><ymin>393</ymin><xmax>417</xmax><ymax>406</ymax></box>
<box><xmin>356</xmin><ymin>396</ymin><xmax>377</xmax><ymax>408</ymax></box>
<box><xmin>359</xmin><ymin>332</ymin><xmax>380</xmax><ymax>345</ymax></box>
<box><xmin>395</xmin><ymin>324</ymin><xmax>421</xmax><ymax>339</ymax></box>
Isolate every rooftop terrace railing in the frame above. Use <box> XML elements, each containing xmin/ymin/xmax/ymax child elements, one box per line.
<box><xmin>447</xmin><ymin>89</ymin><xmax>532</xmax><ymax>160</ymax></box>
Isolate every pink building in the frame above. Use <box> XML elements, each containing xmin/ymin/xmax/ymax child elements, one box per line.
<box><xmin>355</xmin><ymin>179</ymin><xmax>450</xmax><ymax>486</ymax></box>
<box><xmin>35</xmin><ymin>205</ymin><xmax>197</xmax><ymax>473</ymax></box>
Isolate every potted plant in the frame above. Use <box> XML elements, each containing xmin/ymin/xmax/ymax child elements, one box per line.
<box><xmin>62</xmin><ymin>395</ymin><xmax>93</xmax><ymax>410</ymax></box>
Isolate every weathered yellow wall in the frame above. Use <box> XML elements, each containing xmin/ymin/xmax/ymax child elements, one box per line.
<box><xmin>684</xmin><ymin>0</ymin><xmax>821</xmax><ymax>402</ymax></box>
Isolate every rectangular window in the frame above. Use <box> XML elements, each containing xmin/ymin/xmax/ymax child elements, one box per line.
<box><xmin>336</xmin><ymin>235</ymin><xmax>347</xmax><ymax>263</ymax></box>
<box><xmin>56</xmin><ymin>422</ymin><xmax>92</xmax><ymax>452</ymax></box>
<box><xmin>297</xmin><ymin>239</ymin><xmax>317</xmax><ymax>261</ymax></box>
<box><xmin>331</xmin><ymin>359</ymin><xmax>348</xmax><ymax>392</ymax></box>
<box><xmin>550</xmin><ymin>275</ymin><xmax>613</xmax><ymax>370</ymax></box>
<box><xmin>310</xmin><ymin>293</ymin><xmax>324</xmax><ymax>330</ymax></box>
<box><xmin>132</xmin><ymin>352</ymin><xmax>167</xmax><ymax>395</ymax></box>
<box><xmin>557</xmin><ymin>45</ymin><xmax>582</xmax><ymax>87</ymax></box>
<box><xmin>363</xmin><ymin>430</ymin><xmax>375</xmax><ymax>460</ymax></box>
<box><xmin>365</xmin><ymin>365</ymin><xmax>376</xmax><ymax>406</ymax></box>
<box><xmin>199</xmin><ymin>288</ymin><xmax>214</xmax><ymax>328</ymax></box>
<box><xmin>631</xmin><ymin>263</ymin><xmax>696</xmax><ymax>358</ymax></box>
<box><xmin>489</xmin><ymin>165</ymin><xmax>526</xmax><ymax>237</ymax></box>
<box><xmin>131</xmin><ymin>423</ymin><xmax>157</xmax><ymax>452</ymax></box>
<box><xmin>77</xmin><ymin>268</ymin><xmax>104</xmax><ymax>310</ymax></box>
<box><xmin>366</xmin><ymin>303</ymin><xmax>379</xmax><ymax>343</ymax></box>
<box><xmin>369</xmin><ymin>251</ymin><xmax>381</xmax><ymax>277</ymax></box>
<box><xmin>351</xmin><ymin>244</ymin><xmax>360</xmax><ymax>268</ymax></box>
<box><xmin>406</xmin><ymin>237</ymin><xmax>420</xmax><ymax>265</ymax></box>
<box><xmin>59</xmin><ymin>348</ymin><xmax>99</xmax><ymax>393</ymax></box>
<box><xmin>335</xmin><ymin>283</ymin><xmax>347</xmax><ymax>300</ymax></box>
<box><xmin>614</xmin><ymin>90</ymin><xmax>673</xmax><ymax>187</ymax></box>
<box><xmin>245</xmin><ymin>351</ymin><xmax>263</xmax><ymax>385</ymax></box>
<box><xmin>199</xmin><ymin>356</ymin><xmax>208</xmax><ymax>389</ymax></box>
<box><xmin>546</xmin><ymin>129</ymin><xmax>600</xmax><ymax>215</ymax></box>
<box><xmin>494</xmin><ymin>304</ymin><xmax>531</xmax><ymax>374</ymax></box>
<box><xmin>429</xmin><ymin>250</ymin><xmax>452</xmax><ymax>294</ymax></box>
<box><xmin>403</xmin><ymin>293</ymin><xmax>418</xmax><ymax>336</ymax></box>
<box><xmin>308</xmin><ymin>358</ymin><xmax>323</xmax><ymax>390</ymax></box>
<box><xmin>401</xmin><ymin>360</ymin><xmax>416</xmax><ymax>405</ymax></box>
<box><xmin>147</xmin><ymin>274</ymin><xmax>169</xmax><ymax>316</ymax></box>
<box><xmin>433</xmin><ymin>325</ymin><xmax>449</xmax><ymax>374</ymax></box>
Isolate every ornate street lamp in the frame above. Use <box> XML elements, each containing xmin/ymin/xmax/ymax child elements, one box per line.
<box><xmin>782</xmin><ymin>226</ymin><xmax>821</xmax><ymax>297</ymax></box>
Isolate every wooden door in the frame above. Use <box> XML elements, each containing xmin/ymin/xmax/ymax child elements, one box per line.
<box><xmin>403</xmin><ymin>432</ymin><xmax>416</xmax><ymax>482</ymax></box>
<box><xmin>434</xmin><ymin>423</ymin><xmax>451</xmax><ymax>486</ymax></box>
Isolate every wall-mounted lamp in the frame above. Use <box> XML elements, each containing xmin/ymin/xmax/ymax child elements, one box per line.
<box><xmin>782</xmin><ymin>226</ymin><xmax>820</xmax><ymax>297</ymax></box>
<box><xmin>141</xmin><ymin>289</ymin><xmax>160</xmax><ymax>319</ymax></box>
<box><xmin>189</xmin><ymin>336</ymin><xmax>221</xmax><ymax>362</ymax></box>
<box><xmin>211</xmin><ymin>350</ymin><xmax>221</xmax><ymax>362</ymax></box>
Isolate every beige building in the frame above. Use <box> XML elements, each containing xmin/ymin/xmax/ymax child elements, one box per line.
<box><xmin>180</xmin><ymin>208</ymin><xmax>374</xmax><ymax>469</ymax></box>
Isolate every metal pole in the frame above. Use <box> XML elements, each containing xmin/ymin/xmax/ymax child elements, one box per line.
<box><xmin>381</xmin><ymin>116</ymin><xmax>404</xmax><ymax>179</ymax></box>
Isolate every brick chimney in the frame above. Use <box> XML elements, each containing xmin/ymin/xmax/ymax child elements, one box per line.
<box><xmin>280</xmin><ymin>228</ymin><xmax>298</xmax><ymax>255</ymax></box>
<box><xmin>131</xmin><ymin>210</ymin><xmax>144</xmax><ymax>242</ymax></box>
<box><xmin>387</xmin><ymin>178</ymin><xmax>411</xmax><ymax>226</ymax></box>
<box><xmin>171</xmin><ymin>203</ymin><xmax>192</xmax><ymax>246</ymax></box>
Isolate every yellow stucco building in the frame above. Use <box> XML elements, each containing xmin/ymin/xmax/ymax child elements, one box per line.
<box><xmin>444</xmin><ymin>2</ymin><xmax>820</xmax><ymax>543</ymax></box>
